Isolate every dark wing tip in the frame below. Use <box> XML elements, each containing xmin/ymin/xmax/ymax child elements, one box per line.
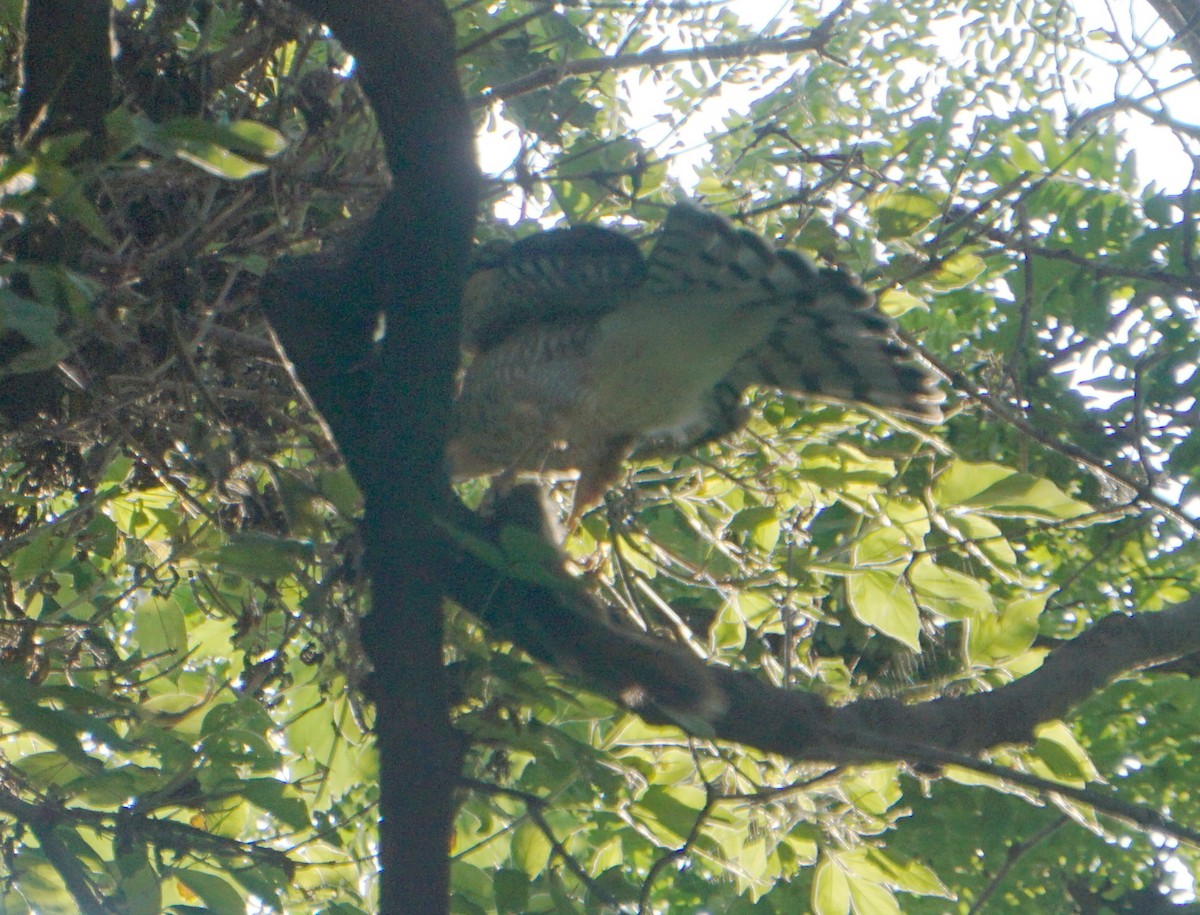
<box><xmin>462</xmin><ymin>223</ymin><xmax>647</xmax><ymax>353</ymax></box>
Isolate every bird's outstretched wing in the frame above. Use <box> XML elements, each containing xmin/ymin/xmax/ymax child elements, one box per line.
<box><xmin>450</xmin><ymin>203</ymin><xmax>942</xmax><ymax>516</ymax></box>
<box><xmin>632</xmin><ymin>203</ymin><xmax>941</xmax><ymax>458</ymax></box>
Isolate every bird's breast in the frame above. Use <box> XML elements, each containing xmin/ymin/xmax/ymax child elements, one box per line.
<box><xmin>585</xmin><ymin>297</ymin><xmax>779</xmax><ymax>431</ymax></box>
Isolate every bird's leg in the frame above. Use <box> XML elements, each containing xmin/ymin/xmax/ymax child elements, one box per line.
<box><xmin>475</xmin><ymin>468</ymin><xmax>520</xmax><ymax>520</ymax></box>
<box><xmin>568</xmin><ymin>437</ymin><xmax>635</xmax><ymax>525</ymax></box>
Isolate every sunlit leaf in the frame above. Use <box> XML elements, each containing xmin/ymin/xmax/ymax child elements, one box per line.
<box><xmin>171</xmin><ymin>870</ymin><xmax>245</xmax><ymax>915</ymax></box>
<box><xmin>133</xmin><ymin>594</ymin><xmax>188</xmax><ymax>661</ymax></box>
<box><xmin>908</xmin><ymin>556</ymin><xmax>995</xmax><ymax>620</ymax></box>
<box><xmin>876</xmin><ymin>288</ymin><xmax>927</xmax><ymax>317</ymax></box>
<box><xmin>147</xmin><ymin>117</ymin><xmax>286</xmax><ymax>179</ymax></box>
<box><xmin>1031</xmin><ymin>720</ymin><xmax>1099</xmax><ymax>786</ymax></box>
<box><xmin>925</xmin><ymin>251</ymin><xmax>986</xmax><ymax>291</ymax></box>
<box><xmin>967</xmin><ymin>593</ymin><xmax>1046</xmax><ymax>664</ymax></box>
<box><xmin>853</xmin><ymin>526</ymin><xmax>916</xmax><ymax>566</ymax></box>
<box><xmin>963</xmin><ymin>473</ymin><xmax>1091</xmax><ymax>519</ymax></box>
<box><xmin>842</xmin><ymin>765</ymin><xmax>902</xmax><ymax>816</ymax></box>
<box><xmin>847</xmin><ymin>569</ymin><xmax>921</xmax><ymax>649</ymax></box>
<box><xmin>205</xmin><ymin>532</ymin><xmax>314</xmax><ymax>579</ymax></box>
<box><xmin>510</xmin><ymin>820</ymin><xmax>552</xmax><ymax>877</ymax></box>
<box><xmin>861</xmin><ymin>848</ymin><xmax>953</xmax><ymax>897</ymax></box>
<box><xmin>871</xmin><ymin>189</ymin><xmax>941</xmax><ymax>240</ymax></box>
<box><xmin>812</xmin><ymin>855</ymin><xmax>850</xmax><ymax>915</ymax></box>
<box><xmin>848</xmin><ymin>878</ymin><xmax>901</xmax><ymax>915</ymax></box>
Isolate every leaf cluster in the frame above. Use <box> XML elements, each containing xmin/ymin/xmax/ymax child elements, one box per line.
<box><xmin>0</xmin><ymin>0</ymin><xmax>1198</xmax><ymax>912</ymax></box>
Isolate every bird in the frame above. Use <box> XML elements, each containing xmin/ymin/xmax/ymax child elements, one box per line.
<box><xmin>447</xmin><ymin>202</ymin><xmax>942</xmax><ymax>517</ymax></box>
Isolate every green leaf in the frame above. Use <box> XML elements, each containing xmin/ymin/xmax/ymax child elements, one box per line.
<box><xmin>932</xmin><ymin>461</ymin><xmax>1016</xmax><ymax>508</ymax></box>
<box><xmin>23</xmin><ymin>262</ymin><xmax>99</xmax><ymax>320</ymax></box>
<box><xmin>498</xmin><ymin>524</ymin><xmax>571</xmax><ymax>587</ymax></box>
<box><xmin>729</xmin><ymin>506</ymin><xmax>780</xmax><ymax>551</ymax></box>
<box><xmin>202</xmin><ymin>698</ymin><xmax>273</xmax><ymax>737</ymax></box>
<box><xmin>940</xmin><ymin>512</ymin><xmax>1019</xmax><ymax>571</ymax></box>
<box><xmin>177</xmin><ymin>143</ymin><xmax>269</xmax><ymax>178</ymax></box>
<box><xmin>76</xmin><ymin>765</ymin><xmax>162</xmax><ymax>806</ymax></box>
<box><xmin>0</xmin><ymin>678</ymin><xmax>103</xmax><ymax>766</ymax></box>
<box><xmin>812</xmin><ymin>855</ymin><xmax>850</xmax><ymax>915</ymax></box>
<box><xmin>7</xmin><ymin>526</ymin><xmax>74</xmax><ymax>580</ymax></box>
<box><xmin>319</xmin><ymin>467</ymin><xmax>364</xmax><ymax>517</ymax></box>
<box><xmin>967</xmin><ymin>593</ymin><xmax>1046</xmax><ymax>664</ymax></box>
<box><xmin>12</xmin><ymin>852</ymin><xmax>77</xmax><ymax>915</ymax></box>
<box><xmin>116</xmin><ymin>843</ymin><xmax>164</xmax><ymax>915</ymax></box>
<box><xmin>0</xmin><ymin>287</ymin><xmax>63</xmax><ymax>348</ymax></box>
<box><xmin>861</xmin><ymin>848</ymin><xmax>953</xmax><ymax>897</ymax></box>
<box><xmin>241</xmin><ymin>778</ymin><xmax>311</xmax><ymax>831</ymax></box>
<box><xmin>510</xmin><ymin>820</ymin><xmax>552</xmax><ymax>877</ymax></box>
<box><xmin>908</xmin><ymin>556</ymin><xmax>994</xmax><ymax>620</ymax></box>
<box><xmin>732</xmin><ymin>590</ymin><xmax>778</xmax><ymax>630</ymax></box>
<box><xmin>785</xmin><ymin>823</ymin><xmax>820</xmax><ymax>865</ymax></box>
<box><xmin>876</xmin><ymin>288</ymin><xmax>927</xmax><ymax>317</ymax></box>
<box><xmin>149</xmin><ymin>117</ymin><xmax>287</xmax><ymax>179</ymax></box>
<box><xmin>96</xmin><ymin>453</ymin><xmax>136</xmax><ymax>487</ymax></box>
<box><xmin>1006</xmin><ymin>136</ymin><xmax>1043</xmax><ymax>172</ymax></box>
<box><xmin>226</xmin><ymin>862</ymin><xmax>287</xmax><ymax>909</ymax></box>
<box><xmin>13</xmin><ymin>751</ymin><xmax>88</xmax><ymax>790</ymax></box>
<box><xmin>199</xmin><ymin>728</ymin><xmax>280</xmax><ymax>771</ymax></box>
<box><xmin>871</xmin><ymin>189</ymin><xmax>941</xmax><ymax>240</ymax></box>
<box><xmin>938</xmin><ymin>462</ymin><xmax>1080</xmax><ymax>526</ymax></box>
<box><xmin>133</xmin><ymin>594</ymin><xmax>188</xmax><ymax>661</ymax></box>
<box><xmin>35</xmin><ymin>160</ymin><xmax>118</xmax><ymax>246</ymax></box>
<box><xmin>963</xmin><ymin>473</ymin><xmax>1091</xmax><ymax>519</ymax></box>
<box><xmin>0</xmin><ymin>289</ymin><xmax>70</xmax><ymax>374</ymax></box>
<box><xmin>841</xmin><ymin>765</ymin><xmax>902</xmax><ymax>816</ymax></box>
<box><xmin>925</xmin><ymin>251</ymin><xmax>986</xmax><ymax>291</ymax></box>
<box><xmin>206</xmin><ymin>532</ymin><xmax>314</xmax><ymax>578</ymax></box>
<box><xmin>848</xmin><ymin>878</ymin><xmax>901</xmax><ymax>915</ymax></box>
<box><xmin>847</xmin><ymin>570</ymin><xmax>921</xmax><ymax>649</ymax></box>
<box><xmin>694</xmin><ymin>175</ymin><xmax>729</xmax><ymax>197</ymax></box>
<box><xmin>220</xmin><ymin>120</ymin><xmax>289</xmax><ymax>158</ymax></box>
<box><xmin>853</xmin><ymin>527</ymin><xmax>915</xmax><ymax>567</ymax></box>
<box><xmin>492</xmin><ymin>868</ymin><xmax>531</xmax><ymax>913</ymax></box>
<box><xmin>1031</xmin><ymin>721</ymin><xmax>1098</xmax><ymax>786</ymax></box>
<box><xmin>172</xmin><ymin>869</ymin><xmax>246</xmax><ymax>915</ymax></box>
<box><xmin>635</xmin><ymin>785</ymin><xmax>705</xmax><ymax>843</ymax></box>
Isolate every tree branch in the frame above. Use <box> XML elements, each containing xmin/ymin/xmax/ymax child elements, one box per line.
<box><xmin>1144</xmin><ymin>0</ymin><xmax>1200</xmax><ymax>76</ymax></box>
<box><xmin>263</xmin><ymin>2</ymin><xmax>1200</xmax><ymax>908</ymax></box>
<box><xmin>273</xmin><ymin>3</ymin><xmax>479</xmax><ymax>913</ymax></box>
<box><xmin>457</xmin><ymin>486</ymin><xmax>1200</xmax><ymax>767</ymax></box>
<box><xmin>908</xmin><ymin>334</ymin><xmax>1200</xmax><ymax>538</ymax></box>
<box><xmin>472</xmin><ymin>29</ymin><xmax>834</xmax><ymax>108</ymax></box>
<box><xmin>18</xmin><ymin>0</ymin><xmax>114</xmax><ymax>145</ymax></box>
<box><xmin>968</xmin><ymin>817</ymin><xmax>1069</xmax><ymax>915</ymax></box>
<box><xmin>0</xmin><ymin>785</ymin><xmax>295</xmax><ymax>911</ymax></box>
<box><xmin>952</xmin><ymin>205</ymin><xmax>1199</xmax><ymax>294</ymax></box>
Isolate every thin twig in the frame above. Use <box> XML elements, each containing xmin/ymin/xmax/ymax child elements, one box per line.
<box><xmin>966</xmin><ymin>816</ymin><xmax>1070</xmax><ymax>915</ymax></box>
<box><xmin>908</xmin><ymin>335</ymin><xmax>1200</xmax><ymax>537</ymax></box>
<box><xmin>473</xmin><ymin>31</ymin><xmax>832</xmax><ymax>107</ymax></box>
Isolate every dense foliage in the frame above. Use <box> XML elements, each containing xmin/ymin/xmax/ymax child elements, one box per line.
<box><xmin>0</xmin><ymin>0</ymin><xmax>1198</xmax><ymax>912</ymax></box>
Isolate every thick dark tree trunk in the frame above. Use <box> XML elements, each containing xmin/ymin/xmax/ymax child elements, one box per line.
<box><xmin>18</xmin><ymin>0</ymin><xmax>114</xmax><ymax>144</ymax></box>
<box><xmin>274</xmin><ymin>2</ymin><xmax>478</xmax><ymax>912</ymax></box>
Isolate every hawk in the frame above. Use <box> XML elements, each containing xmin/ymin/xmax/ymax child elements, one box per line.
<box><xmin>447</xmin><ymin>202</ymin><xmax>941</xmax><ymax>515</ymax></box>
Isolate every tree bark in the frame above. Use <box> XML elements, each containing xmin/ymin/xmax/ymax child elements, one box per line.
<box><xmin>18</xmin><ymin>0</ymin><xmax>114</xmax><ymax>144</ymax></box>
<box><xmin>1144</xmin><ymin>0</ymin><xmax>1200</xmax><ymax>74</ymax></box>
<box><xmin>274</xmin><ymin>2</ymin><xmax>479</xmax><ymax>912</ymax></box>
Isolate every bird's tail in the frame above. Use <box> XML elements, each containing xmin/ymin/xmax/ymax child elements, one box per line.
<box><xmin>645</xmin><ymin>203</ymin><xmax>943</xmax><ymax>422</ymax></box>
<box><xmin>725</xmin><ymin>267</ymin><xmax>943</xmax><ymax>421</ymax></box>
